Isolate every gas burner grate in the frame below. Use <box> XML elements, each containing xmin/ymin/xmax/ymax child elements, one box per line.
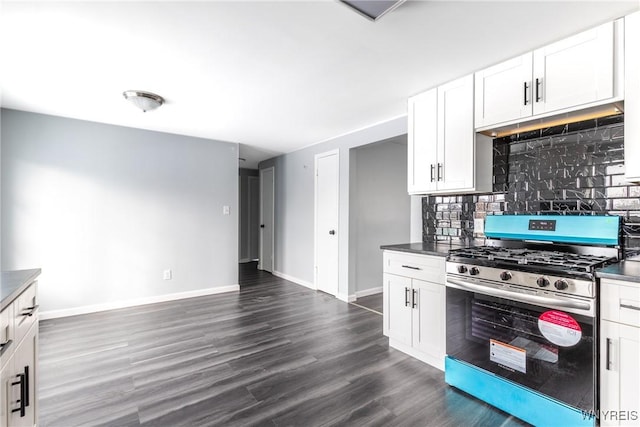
<box><xmin>448</xmin><ymin>247</ymin><xmax>614</xmax><ymax>274</ymax></box>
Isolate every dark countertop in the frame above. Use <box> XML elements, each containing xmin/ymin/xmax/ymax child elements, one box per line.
<box><xmin>380</xmin><ymin>242</ymin><xmax>475</xmax><ymax>257</ymax></box>
<box><xmin>1</xmin><ymin>269</ymin><xmax>41</xmax><ymax>311</ymax></box>
<box><xmin>597</xmin><ymin>261</ymin><xmax>640</xmax><ymax>283</ymax></box>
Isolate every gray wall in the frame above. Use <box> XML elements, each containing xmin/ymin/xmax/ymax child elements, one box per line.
<box><xmin>350</xmin><ymin>136</ymin><xmax>410</xmax><ymax>295</ymax></box>
<box><xmin>1</xmin><ymin>109</ymin><xmax>238</xmax><ymax>313</ymax></box>
<box><xmin>259</xmin><ymin>115</ymin><xmax>410</xmax><ymax>300</ymax></box>
<box><xmin>238</xmin><ymin>168</ymin><xmax>259</xmax><ymax>262</ymax></box>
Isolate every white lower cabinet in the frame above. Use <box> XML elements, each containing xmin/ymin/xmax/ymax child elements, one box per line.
<box><xmin>600</xmin><ymin>278</ymin><xmax>640</xmax><ymax>427</ymax></box>
<box><xmin>1</xmin><ymin>281</ymin><xmax>38</xmax><ymax>427</ymax></box>
<box><xmin>383</xmin><ymin>250</ymin><xmax>445</xmax><ymax>370</ymax></box>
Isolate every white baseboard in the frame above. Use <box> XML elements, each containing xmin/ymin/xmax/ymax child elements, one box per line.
<box><xmin>272</xmin><ymin>270</ymin><xmax>315</xmax><ymax>290</ymax></box>
<box><xmin>355</xmin><ymin>287</ymin><xmax>382</xmax><ymax>299</ymax></box>
<box><xmin>337</xmin><ymin>293</ymin><xmax>356</xmax><ymax>303</ymax></box>
<box><xmin>40</xmin><ymin>285</ymin><xmax>240</xmax><ymax>320</ymax></box>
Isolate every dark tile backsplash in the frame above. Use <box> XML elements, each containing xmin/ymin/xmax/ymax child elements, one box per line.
<box><xmin>422</xmin><ymin>114</ymin><xmax>640</xmax><ymax>249</ymax></box>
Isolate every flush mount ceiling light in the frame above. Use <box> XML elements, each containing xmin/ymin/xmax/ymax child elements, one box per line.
<box><xmin>122</xmin><ymin>90</ymin><xmax>164</xmax><ymax>112</ymax></box>
<box><xmin>339</xmin><ymin>0</ymin><xmax>406</xmax><ymax>21</ymax></box>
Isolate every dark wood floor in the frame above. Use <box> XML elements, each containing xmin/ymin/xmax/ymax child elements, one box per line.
<box><xmin>351</xmin><ymin>293</ymin><xmax>383</xmax><ymax>315</ymax></box>
<box><xmin>38</xmin><ymin>262</ymin><xmax>527</xmax><ymax>426</ymax></box>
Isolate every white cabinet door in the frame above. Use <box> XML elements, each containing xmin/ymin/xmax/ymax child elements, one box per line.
<box><xmin>437</xmin><ymin>74</ymin><xmax>475</xmax><ymax>192</ymax></box>
<box><xmin>383</xmin><ymin>273</ymin><xmax>413</xmax><ymax>347</ymax></box>
<box><xmin>625</xmin><ymin>11</ymin><xmax>640</xmax><ymax>182</ymax></box>
<box><xmin>600</xmin><ymin>320</ymin><xmax>640</xmax><ymax>427</ymax></box>
<box><xmin>411</xmin><ymin>279</ymin><xmax>445</xmax><ymax>369</ymax></box>
<box><xmin>1</xmin><ymin>355</ymin><xmax>14</xmax><ymax>427</ymax></box>
<box><xmin>408</xmin><ymin>74</ymin><xmax>488</xmax><ymax>195</ymax></box>
<box><xmin>9</xmin><ymin>325</ymin><xmax>36</xmax><ymax>427</ymax></box>
<box><xmin>408</xmin><ymin>89</ymin><xmax>438</xmax><ymax>194</ymax></box>
<box><xmin>474</xmin><ymin>53</ymin><xmax>533</xmax><ymax>128</ymax></box>
<box><xmin>532</xmin><ymin>22</ymin><xmax>615</xmax><ymax>115</ymax></box>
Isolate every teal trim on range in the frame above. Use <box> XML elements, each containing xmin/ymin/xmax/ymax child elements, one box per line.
<box><xmin>444</xmin><ymin>357</ymin><xmax>595</xmax><ymax>427</ymax></box>
<box><xmin>484</xmin><ymin>215</ymin><xmax>620</xmax><ymax>246</ymax></box>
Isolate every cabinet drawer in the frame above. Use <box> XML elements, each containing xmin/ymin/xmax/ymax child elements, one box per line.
<box><xmin>601</xmin><ymin>279</ymin><xmax>640</xmax><ymax>327</ymax></box>
<box><xmin>13</xmin><ymin>282</ymin><xmax>38</xmax><ymax>346</ymax></box>
<box><xmin>0</xmin><ymin>304</ymin><xmax>14</xmax><ymax>369</ymax></box>
<box><xmin>383</xmin><ymin>251</ymin><xmax>445</xmax><ymax>284</ymax></box>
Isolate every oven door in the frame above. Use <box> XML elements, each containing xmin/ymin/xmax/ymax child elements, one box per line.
<box><xmin>446</xmin><ymin>279</ymin><xmax>596</xmax><ymax>412</ymax></box>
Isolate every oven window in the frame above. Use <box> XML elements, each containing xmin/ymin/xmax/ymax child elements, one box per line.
<box><xmin>446</xmin><ymin>287</ymin><xmax>595</xmax><ymax>411</ymax></box>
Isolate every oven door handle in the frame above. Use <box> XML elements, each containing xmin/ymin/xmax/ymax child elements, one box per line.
<box><xmin>446</xmin><ymin>278</ymin><xmax>592</xmax><ymax>311</ymax></box>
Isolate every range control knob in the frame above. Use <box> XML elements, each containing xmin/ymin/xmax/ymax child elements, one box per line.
<box><xmin>457</xmin><ymin>265</ymin><xmax>468</xmax><ymax>274</ymax></box>
<box><xmin>469</xmin><ymin>267</ymin><xmax>480</xmax><ymax>276</ymax></box>
<box><xmin>554</xmin><ymin>279</ymin><xmax>569</xmax><ymax>291</ymax></box>
<box><xmin>500</xmin><ymin>271</ymin><xmax>512</xmax><ymax>281</ymax></box>
<box><xmin>537</xmin><ymin>277</ymin><xmax>550</xmax><ymax>288</ymax></box>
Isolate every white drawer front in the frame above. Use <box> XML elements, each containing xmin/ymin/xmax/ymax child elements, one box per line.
<box><xmin>383</xmin><ymin>251</ymin><xmax>445</xmax><ymax>284</ymax></box>
<box><xmin>602</xmin><ymin>279</ymin><xmax>640</xmax><ymax>327</ymax></box>
<box><xmin>14</xmin><ymin>282</ymin><xmax>38</xmax><ymax>346</ymax></box>
<box><xmin>0</xmin><ymin>304</ymin><xmax>14</xmax><ymax>369</ymax></box>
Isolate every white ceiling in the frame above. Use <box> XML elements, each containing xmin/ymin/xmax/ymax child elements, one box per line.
<box><xmin>1</xmin><ymin>1</ymin><xmax>638</xmax><ymax>169</ymax></box>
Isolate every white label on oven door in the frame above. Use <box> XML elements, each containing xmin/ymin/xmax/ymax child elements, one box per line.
<box><xmin>490</xmin><ymin>339</ymin><xmax>526</xmax><ymax>373</ymax></box>
<box><xmin>538</xmin><ymin>310</ymin><xmax>582</xmax><ymax>347</ymax></box>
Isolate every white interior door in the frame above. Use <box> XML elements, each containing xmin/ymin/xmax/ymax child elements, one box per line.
<box><xmin>248</xmin><ymin>176</ymin><xmax>260</xmax><ymax>261</ymax></box>
<box><xmin>315</xmin><ymin>150</ymin><xmax>339</xmax><ymax>296</ymax></box>
<box><xmin>259</xmin><ymin>167</ymin><xmax>274</xmax><ymax>272</ymax></box>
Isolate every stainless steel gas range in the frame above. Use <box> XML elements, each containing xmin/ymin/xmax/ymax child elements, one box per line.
<box><xmin>444</xmin><ymin>214</ymin><xmax>621</xmax><ymax>427</ymax></box>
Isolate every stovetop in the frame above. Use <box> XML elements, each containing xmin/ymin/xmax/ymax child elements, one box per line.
<box><xmin>447</xmin><ymin>246</ymin><xmax>614</xmax><ymax>275</ymax></box>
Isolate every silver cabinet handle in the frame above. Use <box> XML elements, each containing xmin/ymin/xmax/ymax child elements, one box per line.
<box><xmin>401</xmin><ymin>265</ymin><xmax>421</xmax><ymax>271</ymax></box>
<box><xmin>523</xmin><ymin>81</ymin><xmax>529</xmax><ymax>105</ymax></box>
<box><xmin>430</xmin><ymin>164</ymin><xmax>435</xmax><ymax>182</ymax></box>
<box><xmin>412</xmin><ymin>289</ymin><xmax>418</xmax><ymax>309</ymax></box>
<box><xmin>620</xmin><ymin>303</ymin><xmax>640</xmax><ymax>312</ymax></box>
<box><xmin>404</xmin><ymin>287</ymin><xmax>410</xmax><ymax>307</ymax></box>
<box><xmin>437</xmin><ymin>163</ymin><xmax>443</xmax><ymax>181</ymax></box>
<box><xmin>606</xmin><ymin>338</ymin><xmax>613</xmax><ymax>371</ymax></box>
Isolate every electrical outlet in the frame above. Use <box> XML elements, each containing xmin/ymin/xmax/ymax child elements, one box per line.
<box><xmin>163</xmin><ymin>269</ymin><xmax>172</xmax><ymax>280</ymax></box>
<box><xmin>474</xmin><ymin>218</ymin><xmax>485</xmax><ymax>234</ymax></box>
<box><xmin>223</xmin><ymin>205</ymin><xmax>230</xmax><ymax>215</ymax></box>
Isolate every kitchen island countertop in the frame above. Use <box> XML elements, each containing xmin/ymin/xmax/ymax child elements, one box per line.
<box><xmin>1</xmin><ymin>269</ymin><xmax>41</xmax><ymax>311</ymax></box>
<box><xmin>597</xmin><ymin>261</ymin><xmax>640</xmax><ymax>283</ymax></box>
<box><xmin>380</xmin><ymin>241</ymin><xmax>475</xmax><ymax>258</ymax></box>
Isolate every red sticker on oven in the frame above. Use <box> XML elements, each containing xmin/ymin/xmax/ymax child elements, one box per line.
<box><xmin>538</xmin><ymin>310</ymin><xmax>582</xmax><ymax>347</ymax></box>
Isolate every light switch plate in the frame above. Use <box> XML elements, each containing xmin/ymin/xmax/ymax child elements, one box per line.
<box><xmin>223</xmin><ymin>205</ymin><xmax>230</xmax><ymax>215</ymax></box>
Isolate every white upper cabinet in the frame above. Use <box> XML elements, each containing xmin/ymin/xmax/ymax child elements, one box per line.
<box><xmin>437</xmin><ymin>76</ymin><xmax>477</xmax><ymax>192</ymax></box>
<box><xmin>475</xmin><ymin>53</ymin><xmax>533</xmax><ymax>128</ymax></box>
<box><xmin>475</xmin><ymin>20</ymin><xmax>621</xmax><ymax>130</ymax></box>
<box><xmin>532</xmin><ymin>22</ymin><xmax>616</xmax><ymax>115</ymax></box>
<box><xmin>408</xmin><ymin>89</ymin><xmax>438</xmax><ymax>194</ymax></box>
<box><xmin>408</xmin><ymin>74</ymin><xmax>492</xmax><ymax>195</ymax></box>
<box><xmin>625</xmin><ymin>11</ymin><xmax>640</xmax><ymax>182</ymax></box>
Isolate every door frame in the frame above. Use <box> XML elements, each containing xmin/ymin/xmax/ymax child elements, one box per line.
<box><xmin>314</xmin><ymin>149</ymin><xmax>340</xmax><ymax>295</ymax></box>
<box><xmin>259</xmin><ymin>166</ymin><xmax>275</xmax><ymax>272</ymax></box>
